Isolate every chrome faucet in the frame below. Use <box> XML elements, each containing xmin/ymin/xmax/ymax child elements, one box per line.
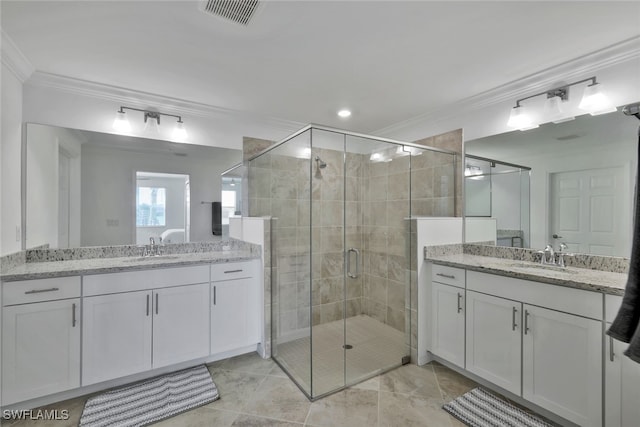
<box><xmin>557</xmin><ymin>242</ymin><xmax>569</xmax><ymax>267</ymax></box>
<box><xmin>538</xmin><ymin>244</ymin><xmax>555</xmax><ymax>265</ymax></box>
<box><xmin>146</xmin><ymin>237</ymin><xmax>157</xmax><ymax>257</ymax></box>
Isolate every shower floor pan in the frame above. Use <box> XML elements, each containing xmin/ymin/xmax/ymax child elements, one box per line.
<box><xmin>275</xmin><ymin>314</ymin><xmax>406</xmax><ymax>398</ymax></box>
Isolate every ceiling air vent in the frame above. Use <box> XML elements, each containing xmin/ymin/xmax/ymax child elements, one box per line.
<box><xmin>200</xmin><ymin>0</ymin><xmax>261</xmax><ymax>26</ymax></box>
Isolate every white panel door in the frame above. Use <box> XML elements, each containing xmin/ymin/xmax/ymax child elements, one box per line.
<box><xmin>2</xmin><ymin>299</ymin><xmax>80</xmax><ymax>405</ymax></box>
<box><xmin>82</xmin><ymin>291</ymin><xmax>152</xmax><ymax>385</ymax></box>
<box><xmin>549</xmin><ymin>167</ymin><xmax>628</xmax><ymax>256</ymax></box>
<box><xmin>605</xmin><ymin>328</ymin><xmax>640</xmax><ymax>427</ymax></box>
<box><xmin>211</xmin><ymin>278</ymin><xmax>260</xmax><ymax>354</ymax></box>
<box><xmin>466</xmin><ymin>291</ymin><xmax>521</xmax><ymax>395</ymax></box>
<box><xmin>522</xmin><ymin>304</ymin><xmax>602</xmax><ymax>427</ymax></box>
<box><xmin>152</xmin><ymin>283</ymin><xmax>210</xmax><ymax>368</ymax></box>
<box><xmin>430</xmin><ymin>282</ymin><xmax>465</xmax><ymax>368</ymax></box>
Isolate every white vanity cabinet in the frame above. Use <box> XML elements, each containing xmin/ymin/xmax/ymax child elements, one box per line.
<box><xmin>605</xmin><ymin>295</ymin><xmax>640</xmax><ymax>427</ymax></box>
<box><xmin>210</xmin><ymin>261</ymin><xmax>261</xmax><ymax>354</ymax></box>
<box><xmin>82</xmin><ymin>290</ymin><xmax>153</xmax><ymax>385</ymax></box>
<box><xmin>2</xmin><ymin>277</ymin><xmax>81</xmax><ymax>405</ymax></box>
<box><xmin>152</xmin><ymin>283</ymin><xmax>210</xmax><ymax>368</ymax></box>
<box><xmin>82</xmin><ymin>265</ymin><xmax>210</xmax><ymax>385</ymax></box>
<box><xmin>448</xmin><ymin>269</ymin><xmax>603</xmax><ymax>427</ymax></box>
<box><xmin>465</xmin><ymin>291</ymin><xmax>521</xmax><ymax>395</ymax></box>
<box><xmin>521</xmin><ymin>304</ymin><xmax>602</xmax><ymax>427</ymax></box>
<box><xmin>430</xmin><ymin>265</ymin><xmax>465</xmax><ymax>368</ymax></box>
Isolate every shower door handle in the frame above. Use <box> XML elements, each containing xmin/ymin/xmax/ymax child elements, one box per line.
<box><xmin>347</xmin><ymin>248</ymin><xmax>360</xmax><ymax>279</ymax></box>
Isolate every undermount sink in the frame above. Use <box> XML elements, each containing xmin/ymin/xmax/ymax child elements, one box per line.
<box><xmin>125</xmin><ymin>255</ymin><xmax>181</xmax><ymax>262</ymax></box>
<box><xmin>506</xmin><ymin>262</ymin><xmax>576</xmax><ymax>274</ymax></box>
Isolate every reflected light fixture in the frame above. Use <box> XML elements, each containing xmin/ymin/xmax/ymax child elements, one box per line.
<box><xmin>112</xmin><ymin>106</ymin><xmax>188</xmax><ymax>141</ymax></box>
<box><xmin>507</xmin><ymin>76</ymin><xmax>615</xmax><ymax>131</ymax></box>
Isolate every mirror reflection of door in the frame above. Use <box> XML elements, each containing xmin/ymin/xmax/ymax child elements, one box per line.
<box><xmin>549</xmin><ymin>166</ymin><xmax>630</xmax><ymax>256</ymax></box>
<box><xmin>135</xmin><ymin>172</ymin><xmax>190</xmax><ymax>245</ymax></box>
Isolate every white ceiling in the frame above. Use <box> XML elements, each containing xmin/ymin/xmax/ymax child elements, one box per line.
<box><xmin>2</xmin><ymin>1</ymin><xmax>640</xmax><ymax>134</ymax></box>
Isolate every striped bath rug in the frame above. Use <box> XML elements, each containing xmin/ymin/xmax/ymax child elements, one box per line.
<box><xmin>443</xmin><ymin>387</ymin><xmax>552</xmax><ymax>427</ymax></box>
<box><xmin>79</xmin><ymin>365</ymin><xmax>219</xmax><ymax>427</ymax></box>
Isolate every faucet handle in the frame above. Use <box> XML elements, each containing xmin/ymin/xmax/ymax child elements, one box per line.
<box><xmin>558</xmin><ymin>242</ymin><xmax>568</xmax><ymax>252</ymax></box>
<box><xmin>150</xmin><ymin>237</ymin><xmax>155</xmax><ymax>245</ymax></box>
<box><xmin>536</xmin><ymin>250</ymin><xmax>546</xmax><ymax>264</ymax></box>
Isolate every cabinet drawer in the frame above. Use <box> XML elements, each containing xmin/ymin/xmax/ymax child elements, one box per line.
<box><xmin>151</xmin><ymin>265</ymin><xmax>209</xmax><ymax>288</ymax></box>
<box><xmin>431</xmin><ymin>264</ymin><xmax>465</xmax><ymax>288</ymax></box>
<box><xmin>3</xmin><ymin>276</ymin><xmax>81</xmax><ymax>305</ymax></box>
<box><xmin>211</xmin><ymin>261</ymin><xmax>255</xmax><ymax>282</ymax></box>
<box><xmin>467</xmin><ymin>271</ymin><xmax>602</xmax><ymax>320</ymax></box>
<box><xmin>83</xmin><ymin>265</ymin><xmax>210</xmax><ymax>296</ymax></box>
<box><xmin>83</xmin><ymin>270</ymin><xmax>151</xmax><ymax>296</ymax></box>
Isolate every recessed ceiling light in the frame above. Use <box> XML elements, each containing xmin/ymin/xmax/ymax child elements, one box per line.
<box><xmin>337</xmin><ymin>109</ymin><xmax>351</xmax><ymax>118</ymax></box>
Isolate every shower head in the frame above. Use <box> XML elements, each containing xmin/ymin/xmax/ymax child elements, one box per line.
<box><xmin>315</xmin><ymin>156</ymin><xmax>327</xmax><ymax>169</ymax></box>
<box><xmin>623</xmin><ymin>102</ymin><xmax>640</xmax><ymax>120</ymax></box>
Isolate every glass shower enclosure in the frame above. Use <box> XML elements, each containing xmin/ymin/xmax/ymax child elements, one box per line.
<box><xmin>247</xmin><ymin>125</ymin><xmax>457</xmax><ymax>399</ymax></box>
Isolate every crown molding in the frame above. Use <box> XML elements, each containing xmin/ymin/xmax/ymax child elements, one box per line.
<box><xmin>1</xmin><ymin>30</ymin><xmax>35</xmax><ymax>82</ymax></box>
<box><xmin>25</xmin><ymin>71</ymin><xmax>304</xmax><ymax>134</ymax></box>
<box><xmin>375</xmin><ymin>36</ymin><xmax>640</xmax><ymax>137</ymax></box>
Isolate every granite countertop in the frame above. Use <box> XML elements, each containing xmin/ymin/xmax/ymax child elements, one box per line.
<box><xmin>1</xmin><ymin>250</ymin><xmax>259</xmax><ymax>282</ymax></box>
<box><xmin>425</xmin><ymin>253</ymin><xmax>627</xmax><ymax>296</ymax></box>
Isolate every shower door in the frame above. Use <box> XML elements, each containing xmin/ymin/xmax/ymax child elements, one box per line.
<box><xmin>307</xmin><ymin>129</ymin><xmax>412</xmax><ymax>398</ymax></box>
<box><xmin>342</xmin><ymin>135</ymin><xmax>411</xmax><ymax>388</ymax></box>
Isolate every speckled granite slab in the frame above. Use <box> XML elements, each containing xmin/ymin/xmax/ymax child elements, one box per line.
<box><xmin>1</xmin><ymin>250</ymin><xmax>260</xmax><ymax>282</ymax></box>
<box><xmin>25</xmin><ymin>239</ymin><xmax>260</xmax><ymax>263</ymax></box>
<box><xmin>0</xmin><ymin>251</ymin><xmax>26</xmax><ymax>274</ymax></box>
<box><xmin>424</xmin><ymin>244</ymin><xmax>628</xmax><ymax>296</ymax></box>
<box><xmin>462</xmin><ymin>243</ymin><xmax>629</xmax><ymax>274</ymax></box>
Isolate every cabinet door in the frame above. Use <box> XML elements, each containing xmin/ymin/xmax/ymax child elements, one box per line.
<box><xmin>431</xmin><ymin>282</ymin><xmax>465</xmax><ymax>368</ymax></box>
<box><xmin>82</xmin><ymin>291</ymin><xmax>152</xmax><ymax>385</ymax></box>
<box><xmin>466</xmin><ymin>291</ymin><xmax>521</xmax><ymax>395</ymax></box>
<box><xmin>522</xmin><ymin>305</ymin><xmax>602</xmax><ymax>427</ymax></box>
<box><xmin>211</xmin><ymin>278</ymin><xmax>260</xmax><ymax>354</ymax></box>
<box><xmin>605</xmin><ymin>329</ymin><xmax>640</xmax><ymax>427</ymax></box>
<box><xmin>2</xmin><ymin>299</ymin><xmax>80</xmax><ymax>405</ymax></box>
<box><xmin>152</xmin><ymin>283</ymin><xmax>210</xmax><ymax>368</ymax></box>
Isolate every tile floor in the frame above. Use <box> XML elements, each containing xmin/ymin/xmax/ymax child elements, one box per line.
<box><xmin>2</xmin><ymin>352</ymin><xmax>491</xmax><ymax>427</ymax></box>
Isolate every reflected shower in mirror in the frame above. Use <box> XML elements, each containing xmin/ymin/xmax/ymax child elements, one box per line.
<box><xmin>465</xmin><ymin>109</ymin><xmax>638</xmax><ymax>257</ymax></box>
<box><xmin>464</xmin><ymin>155</ymin><xmax>531</xmax><ymax>248</ymax></box>
<box><xmin>220</xmin><ymin>163</ymin><xmax>244</xmax><ymax>237</ymax></box>
<box><xmin>24</xmin><ymin>123</ymin><xmax>241</xmax><ymax>249</ymax></box>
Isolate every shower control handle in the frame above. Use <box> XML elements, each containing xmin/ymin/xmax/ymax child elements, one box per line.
<box><xmin>347</xmin><ymin>248</ymin><xmax>360</xmax><ymax>279</ymax></box>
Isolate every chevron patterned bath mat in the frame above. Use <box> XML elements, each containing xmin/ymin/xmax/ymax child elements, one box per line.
<box><xmin>79</xmin><ymin>365</ymin><xmax>219</xmax><ymax>427</ymax></box>
<box><xmin>443</xmin><ymin>387</ymin><xmax>552</xmax><ymax>427</ymax></box>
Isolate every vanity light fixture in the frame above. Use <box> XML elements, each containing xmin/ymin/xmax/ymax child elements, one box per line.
<box><xmin>507</xmin><ymin>76</ymin><xmax>615</xmax><ymax>131</ymax></box>
<box><xmin>112</xmin><ymin>106</ymin><xmax>188</xmax><ymax>141</ymax></box>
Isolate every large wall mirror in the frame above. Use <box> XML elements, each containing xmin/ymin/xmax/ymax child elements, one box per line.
<box><xmin>465</xmin><ymin>108</ymin><xmax>639</xmax><ymax>258</ymax></box>
<box><xmin>24</xmin><ymin>123</ymin><xmax>241</xmax><ymax>249</ymax></box>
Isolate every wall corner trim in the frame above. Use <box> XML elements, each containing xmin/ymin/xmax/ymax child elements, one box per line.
<box><xmin>1</xmin><ymin>30</ymin><xmax>35</xmax><ymax>83</ymax></box>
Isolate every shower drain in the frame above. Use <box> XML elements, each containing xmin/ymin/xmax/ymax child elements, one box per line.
<box><xmin>343</xmin><ymin>344</ymin><xmax>353</xmax><ymax>349</ymax></box>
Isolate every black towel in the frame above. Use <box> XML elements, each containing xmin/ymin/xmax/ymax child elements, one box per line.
<box><xmin>607</xmin><ymin>126</ymin><xmax>640</xmax><ymax>363</ymax></box>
